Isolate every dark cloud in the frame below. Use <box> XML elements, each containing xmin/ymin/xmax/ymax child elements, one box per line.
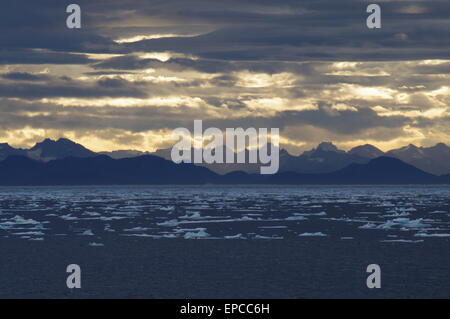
<box><xmin>0</xmin><ymin>0</ymin><xmax>448</xmax><ymax>61</ymax></box>
<box><xmin>0</xmin><ymin>0</ymin><xmax>448</xmax><ymax>150</ymax></box>
<box><xmin>1</xmin><ymin>72</ymin><xmax>50</xmax><ymax>81</ymax></box>
<box><xmin>0</xmin><ymin>49</ymin><xmax>92</xmax><ymax>65</ymax></box>
<box><xmin>0</xmin><ymin>80</ymin><xmax>148</xmax><ymax>99</ymax></box>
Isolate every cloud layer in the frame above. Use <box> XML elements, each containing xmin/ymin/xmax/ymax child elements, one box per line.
<box><xmin>0</xmin><ymin>0</ymin><xmax>448</xmax><ymax>153</ymax></box>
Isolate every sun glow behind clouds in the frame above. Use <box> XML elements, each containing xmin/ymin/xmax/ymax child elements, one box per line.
<box><xmin>2</xmin><ymin>55</ymin><xmax>449</xmax><ymax>153</ymax></box>
<box><xmin>40</xmin><ymin>97</ymin><xmax>205</xmax><ymax>108</ymax></box>
<box><xmin>372</xmin><ymin>106</ymin><xmax>448</xmax><ymax>119</ymax></box>
<box><xmin>244</xmin><ymin>98</ymin><xmax>318</xmax><ymax>114</ymax></box>
<box><xmin>235</xmin><ymin>71</ymin><xmax>297</xmax><ymax>88</ymax></box>
<box><xmin>114</xmin><ymin>33</ymin><xmax>201</xmax><ymax>44</ymax></box>
<box><xmin>344</xmin><ymin>85</ymin><xmax>397</xmax><ymax>100</ymax></box>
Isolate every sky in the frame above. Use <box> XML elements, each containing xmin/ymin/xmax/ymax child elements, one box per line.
<box><xmin>0</xmin><ymin>0</ymin><xmax>449</xmax><ymax>154</ymax></box>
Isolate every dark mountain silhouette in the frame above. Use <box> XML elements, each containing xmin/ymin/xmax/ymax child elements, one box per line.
<box><xmin>154</xmin><ymin>142</ymin><xmax>372</xmax><ymax>174</ymax></box>
<box><xmin>0</xmin><ymin>154</ymin><xmax>447</xmax><ymax>185</ymax></box>
<box><xmin>152</xmin><ymin>145</ymin><xmax>264</xmax><ymax>174</ymax></box>
<box><xmin>264</xmin><ymin>157</ymin><xmax>446</xmax><ymax>185</ymax></box>
<box><xmin>0</xmin><ymin>155</ymin><xmax>218</xmax><ymax>185</ymax></box>
<box><xmin>1</xmin><ymin>138</ymin><xmax>450</xmax><ymax>176</ymax></box>
<box><xmin>0</xmin><ymin>143</ymin><xmax>26</xmax><ymax>161</ymax></box>
<box><xmin>386</xmin><ymin>143</ymin><xmax>450</xmax><ymax>176</ymax></box>
<box><xmin>279</xmin><ymin>142</ymin><xmax>370</xmax><ymax>173</ymax></box>
<box><xmin>100</xmin><ymin>150</ymin><xmax>150</xmax><ymax>159</ymax></box>
<box><xmin>27</xmin><ymin>138</ymin><xmax>96</xmax><ymax>161</ymax></box>
<box><xmin>152</xmin><ymin>141</ymin><xmax>450</xmax><ymax>175</ymax></box>
<box><xmin>322</xmin><ymin>156</ymin><xmax>441</xmax><ymax>184</ymax></box>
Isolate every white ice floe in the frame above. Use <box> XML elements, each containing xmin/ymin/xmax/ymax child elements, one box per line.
<box><xmin>359</xmin><ymin>218</ymin><xmax>431</xmax><ymax>230</ymax></box>
<box><xmin>184</xmin><ymin>228</ymin><xmax>210</xmax><ymax>239</ymax></box>
<box><xmin>285</xmin><ymin>215</ymin><xmax>307</xmax><ymax>221</ymax></box>
<box><xmin>2</xmin><ymin>215</ymin><xmax>40</xmax><ymax>225</ymax></box>
<box><xmin>399</xmin><ymin>207</ymin><xmax>417</xmax><ymax>212</ymax></box>
<box><xmin>159</xmin><ymin>206</ymin><xmax>175</xmax><ymax>211</ymax></box>
<box><xmin>180</xmin><ymin>211</ymin><xmax>202</xmax><ymax>219</ymax></box>
<box><xmin>259</xmin><ymin>226</ymin><xmax>288</xmax><ymax>229</ymax></box>
<box><xmin>299</xmin><ymin>232</ymin><xmax>327</xmax><ymax>237</ymax></box>
<box><xmin>83</xmin><ymin>211</ymin><xmax>101</xmax><ymax>216</ymax></box>
<box><xmin>89</xmin><ymin>242</ymin><xmax>104</xmax><ymax>246</ymax></box>
<box><xmin>104</xmin><ymin>224</ymin><xmax>115</xmax><ymax>232</ymax></box>
<box><xmin>81</xmin><ymin>229</ymin><xmax>94</xmax><ymax>236</ymax></box>
<box><xmin>163</xmin><ymin>234</ymin><xmax>178</xmax><ymax>238</ymax></box>
<box><xmin>121</xmin><ymin>233</ymin><xmax>162</xmax><ymax>238</ymax></box>
<box><xmin>383</xmin><ymin>212</ymin><xmax>410</xmax><ymax>217</ymax></box>
<box><xmin>99</xmin><ymin>216</ymin><xmax>127</xmax><ymax>221</ymax></box>
<box><xmin>12</xmin><ymin>231</ymin><xmax>44</xmax><ymax>236</ymax></box>
<box><xmin>123</xmin><ymin>226</ymin><xmax>151</xmax><ymax>232</ymax></box>
<box><xmin>157</xmin><ymin>219</ymin><xmax>179</xmax><ymax>227</ymax></box>
<box><xmin>179</xmin><ymin>211</ymin><xmax>219</xmax><ymax>220</ymax></box>
<box><xmin>381</xmin><ymin>239</ymin><xmax>424</xmax><ymax>243</ymax></box>
<box><xmin>414</xmin><ymin>233</ymin><xmax>450</xmax><ymax>238</ymax></box>
<box><xmin>378</xmin><ymin>201</ymin><xmax>395</xmax><ymax>207</ymax></box>
<box><xmin>254</xmin><ymin>235</ymin><xmax>283</xmax><ymax>239</ymax></box>
<box><xmin>359</xmin><ymin>222</ymin><xmax>377</xmax><ymax>229</ymax></box>
<box><xmin>224</xmin><ymin>233</ymin><xmax>246</xmax><ymax>239</ymax></box>
<box><xmin>60</xmin><ymin>214</ymin><xmax>79</xmax><ymax>221</ymax></box>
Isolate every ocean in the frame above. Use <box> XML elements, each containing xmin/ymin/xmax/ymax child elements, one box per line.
<box><xmin>0</xmin><ymin>185</ymin><xmax>449</xmax><ymax>298</ymax></box>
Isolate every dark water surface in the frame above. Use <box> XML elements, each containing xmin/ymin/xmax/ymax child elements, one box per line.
<box><xmin>0</xmin><ymin>185</ymin><xmax>449</xmax><ymax>298</ymax></box>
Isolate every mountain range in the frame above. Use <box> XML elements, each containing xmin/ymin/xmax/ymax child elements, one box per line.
<box><xmin>0</xmin><ymin>138</ymin><xmax>96</xmax><ymax>162</ymax></box>
<box><xmin>0</xmin><ymin>138</ymin><xmax>449</xmax><ymax>185</ymax></box>
<box><xmin>0</xmin><ymin>154</ymin><xmax>448</xmax><ymax>185</ymax></box>
<box><xmin>153</xmin><ymin>141</ymin><xmax>450</xmax><ymax>176</ymax></box>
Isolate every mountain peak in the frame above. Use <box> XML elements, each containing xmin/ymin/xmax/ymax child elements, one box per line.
<box><xmin>316</xmin><ymin>142</ymin><xmax>338</xmax><ymax>152</ymax></box>
<box><xmin>34</xmin><ymin>137</ymin><xmax>75</xmax><ymax>146</ymax></box>
<box><xmin>432</xmin><ymin>142</ymin><xmax>449</xmax><ymax>149</ymax></box>
<box><xmin>32</xmin><ymin>138</ymin><xmax>57</xmax><ymax>148</ymax></box>
<box><xmin>348</xmin><ymin>144</ymin><xmax>384</xmax><ymax>159</ymax></box>
<box><xmin>29</xmin><ymin>138</ymin><xmax>96</xmax><ymax>161</ymax></box>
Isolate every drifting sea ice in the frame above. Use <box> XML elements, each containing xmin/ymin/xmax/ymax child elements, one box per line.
<box><xmin>183</xmin><ymin>228</ymin><xmax>210</xmax><ymax>239</ymax></box>
<box><xmin>299</xmin><ymin>232</ymin><xmax>327</xmax><ymax>237</ymax></box>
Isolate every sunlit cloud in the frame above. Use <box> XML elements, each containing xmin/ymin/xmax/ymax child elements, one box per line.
<box><xmin>39</xmin><ymin>97</ymin><xmax>206</xmax><ymax>108</ymax></box>
<box><xmin>372</xmin><ymin>106</ymin><xmax>448</xmax><ymax>119</ymax></box>
<box><xmin>244</xmin><ymin>98</ymin><xmax>318</xmax><ymax>114</ymax></box>
<box><xmin>114</xmin><ymin>30</ymin><xmax>204</xmax><ymax>44</ymax></box>
<box><xmin>235</xmin><ymin>71</ymin><xmax>297</xmax><ymax>88</ymax></box>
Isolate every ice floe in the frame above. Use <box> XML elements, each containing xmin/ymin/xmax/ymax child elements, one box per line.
<box><xmin>299</xmin><ymin>232</ymin><xmax>327</xmax><ymax>237</ymax></box>
<box><xmin>89</xmin><ymin>242</ymin><xmax>104</xmax><ymax>246</ymax></box>
<box><xmin>81</xmin><ymin>229</ymin><xmax>94</xmax><ymax>236</ymax></box>
<box><xmin>184</xmin><ymin>228</ymin><xmax>210</xmax><ymax>239</ymax></box>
